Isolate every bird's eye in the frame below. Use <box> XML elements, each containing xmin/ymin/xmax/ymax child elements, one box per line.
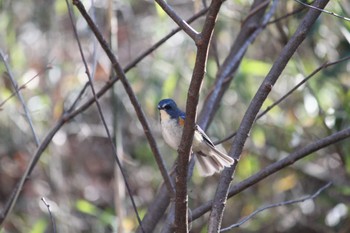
<box><xmin>164</xmin><ymin>105</ymin><xmax>171</xmax><ymax>110</ymax></box>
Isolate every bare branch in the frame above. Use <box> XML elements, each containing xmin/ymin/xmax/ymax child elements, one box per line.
<box><xmin>154</xmin><ymin>0</ymin><xmax>200</xmax><ymax>41</ymax></box>
<box><xmin>199</xmin><ymin>0</ymin><xmax>277</xmax><ymax>129</ymax></box>
<box><xmin>214</xmin><ymin>55</ymin><xmax>350</xmax><ymax>145</ymax></box>
<box><xmin>191</xmin><ymin>126</ymin><xmax>350</xmax><ymax>221</ymax></box>
<box><xmin>0</xmin><ymin>66</ymin><xmax>50</xmax><ymax>109</ymax></box>
<box><xmin>0</xmin><ymin>119</ymin><xmax>65</xmax><ymax>227</ymax></box>
<box><xmin>72</xmin><ymin>0</ymin><xmax>175</xmax><ymax>197</ymax></box>
<box><xmin>66</xmin><ymin>0</ymin><xmax>145</xmax><ymax>231</ymax></box>
<box><xmin>0</xmin><ymin>51</ymin><xmax>40</xmax><ymax>146</ymax></box>
<box><xmin>220</xmin><ymin>182</ymin><xmax>332</xmax><ymax>231</ymax></box>
<box><xmin>295</xmin><ymin>0</ymin><xmax>350</xmax><ymax>22</ymax></box>
<box><xmin>208</xmin><ymin>1</ymin><xmax>329</xmax><ymax>231</ymax></box>
<box><xmin>41</xmin><ymin>197</ymin><xmax>57</xmax><ymax>233</ymax></box>
<box><xmin>175</xmin><ymin>0</ymin><xmax>224</xmax><ymax>231</ymax></box>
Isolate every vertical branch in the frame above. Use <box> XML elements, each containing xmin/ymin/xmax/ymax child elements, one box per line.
<box><xmin>208</xmin><ymin>1</ymin><xmax>330</xmax><ymax>232</ymax></box>
<box><xmin>0</xmin><ymin>51</ymin><xmax>40</xmax><ymax>146</ymax></box>
<box><xmin>174</xmin><ymin>0</ymin><xmax>224</xmax><ymax>231</ymax></box>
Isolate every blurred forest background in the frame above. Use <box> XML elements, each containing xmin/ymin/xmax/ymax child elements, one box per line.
<box><xmin>0</xmin><ymin>0</ymin><xmax>350</xmax><ymax>232</ymax></box>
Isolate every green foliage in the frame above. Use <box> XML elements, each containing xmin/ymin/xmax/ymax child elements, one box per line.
<box><xmin>29</xmin><ymin>219</ymin><xmax>47</xmax><ymax>233</ymax></box>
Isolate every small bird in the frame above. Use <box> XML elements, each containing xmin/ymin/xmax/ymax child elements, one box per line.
<box><xmin>157</xmin><ymin>98</ymin><xmax>235</xmax><ymax>176</ymax></box>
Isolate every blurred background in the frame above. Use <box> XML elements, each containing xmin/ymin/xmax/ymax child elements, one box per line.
<box><xmin>0</xmin><ymin>0</ymin><xmax>350</xmax><ymax>232</ymax></box>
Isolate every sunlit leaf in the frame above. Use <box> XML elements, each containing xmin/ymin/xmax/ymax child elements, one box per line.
<box><xmin>154</xmin><ymin>2</ymin><xmax>166</xmax><ymax>19</ymax></box>
<box><xmin>240</xmin><ymin>59</ymin><xmax>271</xmax><ymax>77</ymax></box>
<box><xmin>76</xmin><ymin>199</ymin><xmax>98</xmax><ymax>215</ymax></box>
<box><xmin>29</xmin><ymin>218</ymin><xmax>47</xmax><ymax>233</ymax></box>
<box><xmin>273</xmin><ymin>174</ymin><xmax>297</xmax><ymax>192</ymax></box>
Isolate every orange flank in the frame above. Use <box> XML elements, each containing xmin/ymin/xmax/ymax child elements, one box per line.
<box><xmin>178</xmin><ymin>117</ymin><xmax>185</xmax><ymax>126</ymax></box>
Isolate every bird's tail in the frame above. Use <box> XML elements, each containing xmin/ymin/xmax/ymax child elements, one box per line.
<box><xmin>195</xmin><ymin>147</ymin><xmax>235</xmax><ymax>177</ymax></box>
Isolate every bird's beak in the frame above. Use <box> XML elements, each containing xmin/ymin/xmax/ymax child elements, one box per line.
<box><xmin>157</xmin><ymin>105</ymin><xmax>161</xmax><ymax>110</ymax></box>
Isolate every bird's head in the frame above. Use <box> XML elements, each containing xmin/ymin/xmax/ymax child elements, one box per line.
<box><xmin>157</xmin><ymin>98</ymin><xmax>182</xmax><ymax>120</ymax></box>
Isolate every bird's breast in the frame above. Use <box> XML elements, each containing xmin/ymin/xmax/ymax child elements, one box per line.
<box><xmin>160</xmin><ymin>118</ymin><xmax>183</xmax><ymax>150</ymax></box>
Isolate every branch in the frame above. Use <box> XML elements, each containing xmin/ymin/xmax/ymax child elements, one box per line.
<box><xmin>208</xmin><ymin>1</ymin><xmax>329</xmax><ymax>231</ymax></box>
<box><xmin>214</xmin><ymin>55</ymin><xmax>350</xmax><ymax>145</ymax></box>
<box><xmin>0</xmin><ymin>51</ymin><xmax>40</xmax><ymax>146</ymax></box>
<box><xmin>154</xmin><ymin>0</ymin><xmax>200</xmax><ymax>41</ymax></box>
<box><xmin>198</xmin><ymin>0</ymin><xmax>277</xmax><ymax>129</ymax></box>
<box><xmin>0</xmin><ymin>119</ymin><xmax>65</xmax><ymax>227</ymax></box>
<box><xmin>191</xmin><ymin>126</ymin><xmax>350</xmax><ymax>221</ymax></box>
<box><xmin>220</xmin><ymin>182</ymin><xmax>332</xmax><ymax>231</ymax></box>
<box><xmin>72</xmin><ymin>0</ymin><xmax>175</xmax><ymax>197</ymax></box>
<box><xmin>0</xmin><ymin>2</ymin><xmax>207</xmax><ymax>228</ymax></box>
<box><xmin>66</xmin><ymin>0</ymin><xmax>145</xmax><ymax>231</ymax></box>
<box><xmin>41</xmin><ymin>197</ymin><xmax>57</xmax><ymax>233</ymax></box>
<box><xmin>294</xmin><ymin>0</ymin><xmax>350</xmax><ymax>22</ymax></box>
<box><xmin>175</xmin><ymin>0</ymin><xmax>224</xmax><ymax>231</ymax></box>
<box><xmin>0</xmin><ymin>66</ymin><xmax>50</xmax><ymax>109</ymax></box>
<box><xmin>2</xmin><ymin>0</ymin><xmax>204</xmax><ymax>227</ymax></box>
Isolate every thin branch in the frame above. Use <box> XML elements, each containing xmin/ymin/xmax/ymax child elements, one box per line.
<box><xmin>154</xmin><ymin>0</ymin><xmax>200</xmax><ymax>41</ymax></box>
<box><xmin>267</xmin><ymin>5</ymin><xmax>306</xmax><ymax>25</ymax></box>
<box><xmin>0</xmin><ymin>119</ymin><xmax>65</xmax><ymax>227</ymax></box>
<box><xmin>72</xmin><ymin>0</ymin><xmax>175</xmax><ymax>197</ymax></box>
<box><xmin>191</xmin><ymin>127</ymin><xmax>350</xmax><ymax>221</ymax></box>
<box><xmin>208</xmin><ymin>0</ymin><xmax>329</xmax><ymax>231</ymax></box>
<box><xmin>294</xmin><ymin>0</ymin><xmax>350</xmax><ymax>22</ymax></box>
<box><xmin>199</xmin><ymin>0</ymin><xmax>277</xmax><ymax>129</ymax></box>
<box><xmin>0</xmin><ymin>51</ymin><xmax>40</xmax><ymax>146</ymax></box>
<box><xmin>41</xmin><ymin>197</ymin><xmax>57</xmax><ymax>233</ymax></box>
<box><xmin>220</xmin><ymin>182</ymin><xmax>332</xmax><ymax>231</ymax></box>
<box><xmin>0</xmin><ymin>66</ymin><xmax>50</xmax><ymax>108</ymax></box>
<box><xmin>214</xmin><ymin>55</ymin><xmax>350</xmax><ymax>145</ymax></box>
<box><xmin>241</xmin><ymin>0</ymin><xmax>271</xmax><ymax>26</ymax></box>
<box><xmin>66</xmin><ymin>0</ymin><xmax>145</xmax><ymax>231</ymax></box>
<box><xmin>124</xmin><ymin>7</ymin><xmax>208</xmax><ymax>73</ymax></box>
<box><xmin>67</xmin><ymin>7</ymin><xmax>208</xmax><ymax>114</ymax></box>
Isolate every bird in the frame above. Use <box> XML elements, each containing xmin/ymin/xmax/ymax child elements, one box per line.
<box><xmin>157</xmin><ymin>98</ymin><xmax>235</xmax><ymax>176</ymax></box>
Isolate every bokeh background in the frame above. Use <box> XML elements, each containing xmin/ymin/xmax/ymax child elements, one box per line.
<box><xmin>0</xmin><ymin>0</ymin><xmax>350</xmax><ymax>232</ymax></box>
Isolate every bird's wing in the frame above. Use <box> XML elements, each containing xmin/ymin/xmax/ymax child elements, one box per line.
<box><xmin>195</xmin><ymin>125</ymin><xmax>215</xmax><ymax>147</ymax></box>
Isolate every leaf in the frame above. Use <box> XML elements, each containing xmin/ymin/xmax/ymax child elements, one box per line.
<box><xmin>29</xmin><ymin>218</ymin><xmax>47</xmax><ymax>233</ymax></box>
<box><xmin>154</xmin><ymin>2</ymin><xmax>166</xmax><ymax>19</ymax></box>
<box><xmin>75</xmin><ymin>199</ymin><xmax>98</xmax><ymax>215</ymax></box>
<box><xmin>240</xmin><ymin>59</ymin><xmax>271</xmax><ymax>77</ymax></box>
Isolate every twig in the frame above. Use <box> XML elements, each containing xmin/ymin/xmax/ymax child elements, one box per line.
<box><xmin>124</xmin><ymin>7</ymin><xmax>208</xmax><ymax>73</ymax></box>
<box><xmin>191</xmin><ymin>127</ymin><xmax>350</xmax><ymax>221</ymax></box>
<box><xmin>294</xmin><ymin>0</ymin><xmax>350</xmax><ymax>22</ymax></box>
<box><xmin>41</xmin><ymin>197</ymin><xmax>57</xmax><ymax>233</ymax></box>
<box><xmin>66</xmin><ymin>0</ymin><xmax>145</xmax><ymax>231</ymax></box>
<box><xmin>0</xmin><ymin>66</ymin><xmax>50</xmax><ymax>108</ymax></box>
<box><xmin>0</xmin><ymin>51</ymin><xmax>40</xmax><ymax>146</ymax></box>
<box><xmin>267</xmin><ymin>5</ymin><xmax>306</xmax><ymax>25</ymax></box>
<box><xmin>220</xmin><ymin>182</ymin><xmax>332</xmax><ymax>231</ymax></box>
<box><xmin>0</xmin><ymin>119</ymin><xmax>65</xmax><ymax>227</ymax></box>
<box><xmin>72</xmin><ymin>0</ymin><xmax>175</xmax><ymax>198</ymax></box>
<box><xmin>66</xmin><ymin>7</ymin><xmax>208</xmax><ymax>114</ymax></box>
<box><xmin>154</xmin><ymin>0</ymin><xmax>200</xmax><ymax>41</ymax></box>
<box><xmin>208</xmin><ymin>0</ymin><xmax>329</xmax><ymax>231</ymax></box>
<box><xmin>214</xmin><ymin>55</ymin><xmax>350</xmax><ymax>145</ymax></box>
